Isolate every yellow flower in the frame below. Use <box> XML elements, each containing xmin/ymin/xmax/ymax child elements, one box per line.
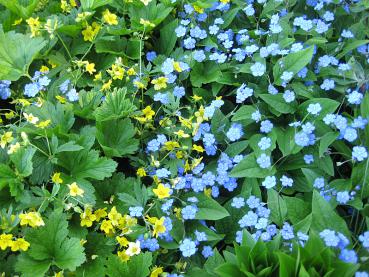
<box><xmin>40</xmin><ymin>66</ymin><xmax>50</xmax><ymax>73</ymax></box>
<box><xmin>68</xmin><ymin>182</ymin><xmax>84</xmax><ymax>197</ymax></box>
<box><xmin>23</xmin><ymin>112</ymin><xmax>39</xmax><ymax>124</ymax></box>
<box><xmin>137</xmin><ymin>167</ymin><xmax>147</xmax><ymax>177</ymax></box>
<box><xmin>192</xmin><ymin>95</ymin><xmax>203</xmax><ymax>101</ymax></box>
<box><xmin>26</xmin><ymin>17</ymin><xmax>41</xmax><ymax>37</ymax></box>
<box><xmin>5</xmin><ymin>111</ymin><xmax>15</xmax><ymax>120</ymax></box>
<box><xmin>10</xmin><ymin>238</ymin><xmax>30</xmax><ymax>252</ymax></box>
<box><xmin>140</xmin><ymin>18</ymin><xmax>155</xmax><ymax>28</ymax></box>
<box><xmin>150</xmin><ymin>266</ymin><xmax>163</xmax><ymax>277</ymax></box>
<box><xmin>12</xmin><ymin>18</ymin><xmax>23</xmax><ymax>26</ymax></box>
<box><xmin>56</xmin><ymin>95</ymin><xmax>67</xmax><ymax>104</ymax></box>
<box><xmin>164</xmin><ymin>141</ymin><xmax>180</xmax><ymax>151</ymax></box>
<box><xmin>85</xmin><ymin>62</ymin><xmax>96</xmax><ymax>75</ymax></box>
<box><xmin>82</xmin><ymin>23</ymin><xmax>100</xmax><ymax>42</ymax></box>
<box><xmin>152</xmin><ymin>217</ymin><xmax>166</xmax><ymax>237</ymax></box>
<box><xmin>101</xmin><ymin>80</ymin><xmax>112</xmax><ymax>91</ymax></box>
<box><xmin>108</xmin><ymin>206</ymin><xmax>122</xmax><ymax>226</ymax></box>
<box><xmin>19</xmin><ymin>212</ymin><xmax>45</xmax><ymax>228</ymax></box>
<box><xmin>7</xmin><ymin>143</ymin><xmax>20</xmax><ymax>155</ymax></box>
<box><xmin>75</xmin><ymin>11</ymin><xmax>92</xmax><ymax>23</ymax></box>
<box><xmin>174</xmin><ymin>130</ymin><xmax>189</xmax><ymax>138</ymax></box>
<box><xmin>127</xmin><ymin>68</ymin><xmax>136</xmax><ymax>76</ymax></box>
<box><xmin>94</xmin><ymin>208</ymin><xmax>107</xmax><ymax>221</ymax></box>
<box><xmin>117</xmin><ymin>250</ymin><xmax>130</xmax><ymax>262</ymax></box>
<box><xmin>94</xmin><ymin>72</ymin><xmax>102</xmax><ymax>81</ymax></box>
<box><xmin>103</xmin><ymin>9</ymin><xmax>118</xmax><ymax>25</ymax></box>
<box><xmin>204</xmin><ymin>188</ymin><xmax>212</xmax><ymax>198</ymax></box>
<box><xmin>151</xmin><ymin>77</ymin><xmax>168</xmax><ymax>90</ymax></box>
<box><xmin>54</xmin><ymin>271</ymin><xmax>64</xmax><ymax>277</ymax></box>
<box><xmin>80</xmin><ymin>207</ymin><xmax>97</xmax><ymax>227</ymax></box>
<box><xmin>193</xmin><ymin>4</ymin><xmax>204</xmax><ymax>14</ymax></box>
<box><xmin>176</xmin><ymin>151</ymin><xmax>184</xmax><ymax>159</ymax></box>
<box><xmin>0</xmin><ymin>234</ymin><xmax>13</xmax><ymax>250</ymax></box>
<box><xmin>125</xmin><ymin>241</ymin><xmax>141</xmax><ymax>256</ymax></box>
<box><xmin>52</xmin><ymin>172</ymin><xmax>63</xmax><ymax>184</ymax></box>
<box><xmin>173</xmin><ymin>61</ymin><xmax>182</xmax><ymax>73</ymax></box>
<box><xmin>36</xmin><ymin>119</ymin><xmax>51</xmax><ymax>129</ymax></box>
<box><xmin>133</xmin><ymin>80</ymin><xmax>145</xmax><ymax>89</ymax></box>
<box><xmin>142</xmin><ymin>106</ymin><xmax>155</xmax><ymax>121</ymax></box>
<box><xmin>116</xmin><ymin>236</ymin><xmax>129</xmax><ymax>247</ymax></box>
<box><xmin>153</xmin><ymin>184</ymin><xmax>170</xmax><ymax>199</ymax></box>
<box><xmin>108</xmin><ymin>64</ymin><xmax>125</xmax><ymax>80</ymax></box>
<box><xmin>100</xmin><ymin>219</ymin><xmax>114</xmax><ymax>234</ymax></box>
<box><xmin>220</xmin><ymin>0</ymin><xmax>230</xmax><ymax>3</ymax></box>
<box><xmin>192</xmin><ymin>144</ymin><xmax>204</xmax><ymax>153</ymax></box>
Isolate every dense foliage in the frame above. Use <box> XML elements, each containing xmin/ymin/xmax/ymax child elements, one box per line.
<box><xmin>0</xmin><ymin>0</ymin><xmax>369</xmax><ymax>276</ymax></box>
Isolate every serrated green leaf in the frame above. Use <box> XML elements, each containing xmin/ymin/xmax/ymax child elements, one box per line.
<box><xmin>0</xmin><ymin>28</ymin><xmax>46</xmax><ymax>80</ymax></box>
<box><xmin>94</xmin><ymin>88</ymin><xmax>136</xmax><ymax>122</ymax></box>
<box><xmin>10</xmin><ymin>146</ymin><xmax>36</xmax><ymax>177</ymax></box>
<box><xmin>96</xmin><ymin>118</ymin><xmax>139</xmax><ymax>157</ymax></box>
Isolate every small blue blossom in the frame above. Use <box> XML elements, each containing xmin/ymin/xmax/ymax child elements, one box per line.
<box><xmin>226</xmin><ymin>123</ymin><xmax>244</xmax><ymax>142</ymax></box>
<box><xmin>179</xmin><ymin>238</ymin><xmax>197</xmax><ymax>257</ymax></box>
<box><xmin>181</xmin><ymin>205</ymin><xmax>198</xmax><ymax>220</ymax></box>
<box><xmin>231</xmin><ymin>197</ymin><xmax>245</xmax><ymax>208</ymax></box>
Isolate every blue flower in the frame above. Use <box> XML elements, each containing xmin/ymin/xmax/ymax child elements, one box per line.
<box><xmin>307</xmin><ymin>103</ymin><xmax>322</xmax><ymax>115</ymax></box>
<box><xmin>161</xmin><ymin>58</ymin><xmax>174</xmax><ymax>75</ymax></box>
<box><xmin>303</xmin><ymin>154</ymin><xmax>314</xmax><ymax>164</ymax></box>
<box><xmin>280</xmin><ymin>175</ymin><xmax>293</xmax><ymax>187</ymax></box>
<box><xmin>339</xmin><ymin>249</ymin><xmax>358</xmax><ymax>263</ymax></box>
<box><xmin>129</xmin><ymin>206</ymin><xmax>143</xmax><ymax>217</ymax></box>
<box><xmin>173</xmin><ymin>86</ymin><xmax>185</xmax><ymax>98</ymax></box>
<box><xmin>226</xmin><ymin>123</ymin><xmax>244</xmax><ymax>142</ymax></box>
<box><xmin>154</xmin><ymin>92</ymin><xmax>169</xmax><ymax>104</ymax></box>
<box><xmin>66</xmin><ymin>88</ymin><xmax>79</xmax><ymax>102</ymax></box>
<box><xmin>258</xmin><ymin>137</ymin><xmax>271</xmax><ymax>150</ymax></box>
<box><xmin>320</xmin><ymin>79</ymin><xmax>335</xmax><ymax>91</ymax></box>
<box><xmin>359</xmin><ymin>231</ymin><xmax>369</xmax><ymax>248</ymax></box>
<box><xmin>260</xmin><ymin>120</ymin><xmax>273</xmax><ymax>133</ymax></box>
<box><xmin>195</xmin><ymin>230</ymin><xmax>207</xmax><ymax>242</ymax></box>
<box><xmin>294</xmin><ymin>131</ymin><xmax>310</xmax><ymax>147</ymax></box>
<box><xmin>343</xmin><ymin>127</ymin><xmax>358</xmax><ymax>142</ymax></box>
<box><xmin>201</xmin><ymin>246</ymin><xmax>214</xmax><ymax>258</ymax></box>
<box><xmin>156</xmin><ymin>168</ymin><xmax>171</xmax><ymax>178</ymax></box>
<box><xmin>262</xmin><ymin>176</ymin><xmax>276</xmax><ymax>189</ymax></box>
<box><xmin>231</xmin><ymin>197</ymin><xmax>245</xmax><ymax>208</ymax></box>
<box><xmin>283</xmin><ymin>90</ymin><xmax>295</xmax><ymax>103</ymax></box>
<box><xmin>320</xmin><ymin>229</ymin><xmax>339</xmax><ymax>247</ymax></box>
<box><xmin>250</xmin><ymin>62</ymin><xmax>266</xmax><ymax>76</ymax></box>
<box><xmin>352</xmin><ymin>146</ymin><xmax>368</xmax><ymax>162</ymax></box>
<box><xmin>256</xmin><ymin>153</ymin><xmax>271</xmax><ymax>169</ymax></box>
<box><xmin>336</xmin><ymin>191</ymin><xmax>350</xmax><ymax>204</ymax></box>
<box><xmin>193</xmin><ymin>50</ymin><xmax>206</xmax><ymax>62</ymax></box>
<box><xmin>179</xmin><ymin>238</ymin><xmax>197</xmax><ymax>257</ymax></box>
<box><xmin>246</xmin><ymin>196</ymin><xmax>260</xmax><ymax>209</ymax></box>
<box><xmin>175</xmin><ymin>25</ymin><xmax>187</xmax><ymax>37</ymax></box>
<box><xmin>146</xmin><ymin>51</ymin><xmax>157</xmax><ymax>62</ymax></box>
<box><xmin>236</xmin><ymin>84</ymin><xmax>253</xmax><ymax>103</ymax></box>
<box><xmin>238</xmin><ymin>211</ymin><xmax>258</xmax><ymax>228</ymax></box>
<box><xmin>0</xmin><ymin>80</ymin><xmax>11</xmax><ymax>100</ymax></box>
<box><xmin>313</xmin><ymin>177</ymin><xmax>325</xmax><ymax>189</ymax></box>
<box><xmin>24</xmin><ymin>83</ymin><xmax>40</xmax><ymax>97</ymax></box>
<box><xmin>181</xmin><ymin>205</ymin><xmax>198</xmax><ymax>220</ymax></box>
<box><xmin>281</xmin><ymin>222</ymin><xmax>295</xmax><ymax>240</ymax></box>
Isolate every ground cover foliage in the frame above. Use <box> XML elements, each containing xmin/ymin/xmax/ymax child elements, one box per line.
<box><xmin>0</xmin><ymin>0</ymin><xmax>369</xmax><ymax>276</ymax></box>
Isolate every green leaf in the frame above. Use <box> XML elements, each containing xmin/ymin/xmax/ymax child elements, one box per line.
<box><xmin>298</xmin><ymin>98</ymin><xmax>340</xmax><ymax>120</ymax></box>
<box><xmin>190</xmin><ymin>62</ymin><xmax>221</xmax><ymax>87</ymax></box>
<box><xmin>274</xmin><ymin>127</ymin><xmax>302</xmax><ymax>157</ymax></box>
<box><xmin>158</xmin><ymin>19</ymin><xmax>178</xmax><ymax>55</ymax></box>
<box><xmin>15</xmin><ymin>254</ymin><xmax>50</xmax><ymax>277</ymax></box>
<box><xmin>0</xmin><ymin>164</ymin><xmax>17</xmax><ymax>187</ymax></box>
<box><xmin>80</xmin><ymin>0</ymin><xmax>112</xmax><ymax>10</ymax></box>
<box><xmin>190</xmin><ymin>193</ymin><xmax>230</xmax><ymax>220</ymax></box>
<box><xmin>273</xmin><ymin>46</ymin><xmax>314</xmax><ymax>85</ymax></box>
<box><xmin>277</xmin><ymin>252</ymin><xmax>296</xmax><ymax>277</ymax></box>
<box><xmin>16</xmin><ymin>211</ymin><xmax>86</xmax><ymax>274</ymax></box>
<box><xmin>0</xmin><ymin>28</ymin><xmax>46</xmax><ymax>81</ymax></box>
<box><xmin>0</xmin><ymin>0</ymin><xmax>38</xmax><ymax>19</ymax></box>
<box><xmin>94</xmin><ymin>88</ymin><xmax>137</xmax><ymax>122</ymax></box>
<box><xmin>59</xmin><ymin>149</ymin><xmax>117</xmax><ymax>180</ymax></box>
<box><xmin>311</xmin><ymin>190</ymin><xmax>350</xmax><ymax>237</ymax></box>
<box><xmin>106</xmin><ymin>253</ymin><xmax>152</xmax><ymax>277</ymax></box>
<box><xmin>231</xmin><ymin>105</ymin><xmax>256</xmax><ymax>122</ymax></box>
<box><xmin>230</xmin><ymin>154</ymin><xmax>276</xmax><ymax>178</ymax></box>
<box><xmin>319</xmin><ymin>132</ymin><xmax>339</xmax><ymax>157</ymax></box>
<box><xmin>285</xmin><ymin>197</ymin><xmax>311</xmax><ymax>224</ymax></box>
<box><xmin>96</xmin><ymin>118</ymin><xmax>139</xmax><ymax>158</ymax></box>
<box><xmin>259</xmin><ymin>94</ymin><xmax>296</xmax><ymax>114</ymax></box>
<box><xmin>267</xmin><ymin>189</ymin><xmax>287</xmax><ymax>226</ymax></box>
<box><xmin>10</xmin><ymin>147</ymin><xmax>36</xmax><ymax>177</ymax></box>
<box><xmin>225</xmin><ymin>140</ymin><xmax>249</xmax><ymax>157</ymax></box>
<box><xmin>336</xmin><ymin>39</ymin><xmax>369</xmax><ymax>59</ymax></box>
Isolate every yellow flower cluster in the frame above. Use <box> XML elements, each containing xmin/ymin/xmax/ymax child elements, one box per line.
<box><xmin>135</xmin><ymin>106</ymin><xmax>155</xmax><ymax>124</ymax></box>
<box><xmin>19</xmin><ymin>212</ymin><xmax>45</xmax><ymax>228</ymax></box>
<box><xmin>0</xmin><ymin>234</ymin><xmax>30</xmax><ymax>252</ymax></box>
<box><xmin>82</xmin><ymin>22</ymin><xmax>100</xmax><ymax>42</ymax></box>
